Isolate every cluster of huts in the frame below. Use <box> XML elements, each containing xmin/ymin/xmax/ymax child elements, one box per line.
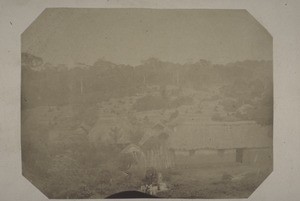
<box><xmin>88</xmin><ymin>114</ymin><xmax>273</xmax><ymax>171</ymax></box>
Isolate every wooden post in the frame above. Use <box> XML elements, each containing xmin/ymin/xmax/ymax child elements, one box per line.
<box><xmin>236</xmin><ymin>148</ymin><xmax>244</xmax><ymax>163</ymax></box>
<box><xmin>80</xmin><ymin>77</ymin><xmax>83</xmax><ymax>94</ymax></box>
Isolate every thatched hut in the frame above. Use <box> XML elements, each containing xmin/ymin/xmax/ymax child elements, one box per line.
<box><xmin>169</xmin><ymin>120</ymin><xmax>272</xmax><ymax>167</ymax></box>
<box><xmin>138</xmin><ymin>123</ymin><xmax>175</xmax><ymax>170</ymax></box>
<box><xmin>120</xmin><ymin>144</ymin><xmax>147</xmax><ymax>176</ymax></box>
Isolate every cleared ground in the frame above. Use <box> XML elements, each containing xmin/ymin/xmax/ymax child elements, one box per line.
<box><xmin>158</xmin><ymin>162</ymin><xmax>272</xmax><ymax>198</ymax></box>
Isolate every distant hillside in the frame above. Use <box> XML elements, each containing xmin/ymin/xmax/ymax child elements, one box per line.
<box><xmin>21</xmin><ymin>53</ymin><xmax>272</xmax><ymax>110</ymax></box>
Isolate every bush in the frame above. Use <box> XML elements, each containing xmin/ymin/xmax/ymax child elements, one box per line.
<box><xmin>133</xmin><ymin>95</ymin><xmax>167</xmax><ymax>111</ymax></box>
<box><xmin>219</xmin><ymin>98</ymin><xmax>240</xmax><ymax>113</ymax></box>
<box><xmin>211</xmin><ymin>113</ymin><xmax>224</xmax><ymax>121</ymax></box>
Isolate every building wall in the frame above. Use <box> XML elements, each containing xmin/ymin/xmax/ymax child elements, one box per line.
<box><xmin>144</xmin><ymin>146</ymin><xmax>175</xmax><ymax>169</ymax></box>
<box><xmin>173</xmin><ymin>148</ymin><xmax>273</xmax><ymax>168</ymax></box>
<box><xmin>174</xmin><ymin>149</ymin><xmax>236</xmax><ymax>168</ymax></box>
<box><xmin>169</xmin><ymin>122</ymin><xmax>272</xmax><ymax>150</ymax></box>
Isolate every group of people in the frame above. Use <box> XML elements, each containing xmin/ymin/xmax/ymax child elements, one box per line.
<box><xmin>140</xmin><ymin>184</ymin><xmax>159</xmax><ymax>195</ymax></box>
<box><xmin>140</xmin><ymin>172</ymin><xmax>168</xmax><ymax>195</ymax></box>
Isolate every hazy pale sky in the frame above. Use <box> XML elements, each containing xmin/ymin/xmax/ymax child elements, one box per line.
<box><xmin>22</xmin><ymin>8</ymin><xmax>272</xmax><ymax>67</ymax></box>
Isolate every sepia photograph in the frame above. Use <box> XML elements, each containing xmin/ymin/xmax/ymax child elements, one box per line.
<box><xmin>21</xmin><ymin>8</ymin><xmax>273</xmax><ymax>199</ymax></box>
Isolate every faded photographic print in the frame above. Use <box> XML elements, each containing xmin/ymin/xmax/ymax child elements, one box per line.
<box><xmin>21</xmin><ymin>8</ymin><xmax>273</xmax><ymax>199</ymax></box>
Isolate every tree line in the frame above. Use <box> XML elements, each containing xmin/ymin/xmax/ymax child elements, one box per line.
<box><xmin>21</xmin><ymin>52</ymin><xmax>272</xmax><ymax>110</ymax></box>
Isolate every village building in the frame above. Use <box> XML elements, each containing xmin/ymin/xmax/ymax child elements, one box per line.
<box><xmin>118</xmin><ymin>122</ymin><xmax>175</xmax><ymax>173</ymax></box>
<box><xmin>120</xmin><ymin>143</ymin><xmax>146</xmax><ymax>176</ymax></box>
<box><xmin>138</xmin><ymin>122</ymin><xmax>174</xmax><ymax>169</ymax></box>
<box><xmin>168</xmin><ymin>119</ymin><xmax>273</xmax><ymax>167</ymax></box>
<box><xmin>89</xmin><ymin>112</ymin><xmax>272</xmax><ymax>172</ymax></box>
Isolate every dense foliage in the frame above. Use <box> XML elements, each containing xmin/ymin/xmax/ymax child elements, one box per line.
<box><xmin>22</xmin><ymin>53</ymin><xmax>272</xmax><ymax>108</ymax></box>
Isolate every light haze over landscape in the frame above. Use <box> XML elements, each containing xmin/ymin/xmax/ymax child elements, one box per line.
<box><xmin>21</xmin><ymin>8</ymin><xmax>273</xmax><ymax>199</ymax></box>
<box><xmin>22</xmin><ymin>9</ymin><xmax>272</xmax><ymax>67</ymax></box>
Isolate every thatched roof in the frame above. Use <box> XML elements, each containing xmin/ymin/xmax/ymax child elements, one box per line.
<box><xmin>121</xmin><ymin>144</ymin><xmax>144</xmax><ymax>154</ymax></box>
<box><xmin>138</xmin><ymin>123</ymin><xmax>172</xmax><ymax>146</ymax></box>
<box><xmin>169</xmin><ymin>121</ymin><xmax>272</xmax><ymax>150</ymax></box>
